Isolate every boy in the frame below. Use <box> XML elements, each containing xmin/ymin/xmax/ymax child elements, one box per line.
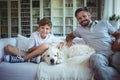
<box><xmin>4</xmin><ymin>18</ymin><xmax>63</xmax><ymax>63</ymax></box>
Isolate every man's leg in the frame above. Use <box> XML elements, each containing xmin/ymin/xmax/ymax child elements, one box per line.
<box><xmin>90</xmin><ymin>53</ymin><xmax>120</xmax><ymax>80</ymax></box>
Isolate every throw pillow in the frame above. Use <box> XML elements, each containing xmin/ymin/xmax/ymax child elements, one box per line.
<box><xmin>17</xmin><ymin>34</ymin><xmax>29</xmax><ymax>52</ymax></box>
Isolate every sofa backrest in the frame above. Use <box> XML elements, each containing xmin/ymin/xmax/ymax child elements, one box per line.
<box><xmin>0</xmin><ymin>34</ymin><xmax>85</xmax><ymax>62</ymax></box>
<box><xmin>0</xmin><ymin>38</ymin><xmax>17</xmax><ymax>62</ymax></box>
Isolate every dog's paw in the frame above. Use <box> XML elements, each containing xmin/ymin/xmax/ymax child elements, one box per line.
<box><xmin>56</xmin><ymin>59</ymin><xmax>62</xmax><ymax>64</ymax></box>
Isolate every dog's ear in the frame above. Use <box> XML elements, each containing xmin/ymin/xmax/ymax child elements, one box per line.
<box><xmin>41</xmin><ymin>50</ymin><xmax>47</xmax><ymax>62</ymax></box>
<box><xmin>41</xmin><ymin>55</ymin><xmax>45</xmax><ymax>62</ymax></box>
<box><xmin>57</xmin><ymin>49</ymin><xmax>61</xmax><ymax>58</ymax></box>
<box><xmin>41</xmin><ymin>48</ymin><xmax>49</xmax><ymax>57</ymax></box>
<box><xmin>57</xmin><ymin>52</ymin><xmax>59</xmax><ymax>58</ymax></box>
<box><xmin>56</xmin><ymin>50</ymin><xmax>62</xmax><ymax>64</ymax></box>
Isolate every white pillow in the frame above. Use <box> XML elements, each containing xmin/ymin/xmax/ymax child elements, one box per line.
<box><xmin>17</xmin><ymin>34</ymin><xmax>29</xmax><ymax>52</ymax></box>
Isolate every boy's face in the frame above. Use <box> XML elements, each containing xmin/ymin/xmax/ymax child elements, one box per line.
<box><xmin>38</xmin><ymin>24</ymin><xmax>51</xmax><ymax>39</ymax></box>
<box><xmin>76</xmin><ymin>11</ymin><xmax>91</xmax><ymax>27</ymax></box>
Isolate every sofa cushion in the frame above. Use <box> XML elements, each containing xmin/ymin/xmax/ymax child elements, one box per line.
<box><xmin>16</xmin><ymin>34</ymin><xmax>29</xmax><ymax>52</ymax></box>
<box><xmin>0</xmin><ymin>38</ymin><xmax>16</xmax><ymax>62</ymax></box>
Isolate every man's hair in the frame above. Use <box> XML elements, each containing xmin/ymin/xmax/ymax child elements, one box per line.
<box><xmin>39</xmin><ymin>18</ymin><xmax>52</xmax><ymax>28</ymax></box>
<box><xmin>75</xmin><ymin>7</ymin><xmax>90</xmax><ymax>17</ymax></box>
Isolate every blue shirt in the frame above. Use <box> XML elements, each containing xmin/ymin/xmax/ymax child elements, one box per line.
<box><xmin>73</xmin><ymin>20</ymin><xmax>117</xmax><ymax>57</ymax></box>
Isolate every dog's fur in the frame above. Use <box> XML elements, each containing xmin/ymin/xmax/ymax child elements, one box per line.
<box><xmin>41</xmin><ymin>43</ymin><xmax>95</xmax><ymax>65</ymax></box>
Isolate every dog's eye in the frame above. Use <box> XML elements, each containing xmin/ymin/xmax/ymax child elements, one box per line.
<box><xmin>47</xmin><ymin>55</ymin><xmax>50</xmax><ymax>57</ymax></box>
<box><xmin>54</xmin><ymin>55</ymin><xmax>57</xmax><ymax>57</ymax></box>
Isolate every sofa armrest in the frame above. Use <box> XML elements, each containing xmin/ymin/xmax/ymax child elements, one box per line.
<box><xmin>0</xmin><ymin>42</ymin><xmax>4</xmax><ymax>62</ymax></box>
<box><xmin>0</xmin><ymin>38</ymin><xmax>17</xmax><ymax>62</ymax></box>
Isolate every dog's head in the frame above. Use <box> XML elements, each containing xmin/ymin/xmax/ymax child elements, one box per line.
<box><xmin>41</xmin><ymin>46</ymin><xmax>62</xmax><ymax>65</ymax></box>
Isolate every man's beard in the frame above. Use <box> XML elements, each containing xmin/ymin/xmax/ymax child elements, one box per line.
<box><xmin>79</xmin><ymin>19</ymin><xmax>90</xmax><ymax>27</ymax></box>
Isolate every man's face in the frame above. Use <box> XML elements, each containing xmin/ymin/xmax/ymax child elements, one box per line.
<box><xmin>76</xmin><ymin>11</ymin><xmax>91</xmax><ymax>27</ymax></box>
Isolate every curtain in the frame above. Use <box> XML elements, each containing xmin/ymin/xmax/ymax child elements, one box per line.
<box><xmin>114</xmin><ymin>0</ymin><xmax>120</xmax><ymax>16</ymax></box>
<box><xmin>103</xmin><ymin>0</ymin><xmax>120</xmax><ymax>20</ymax></box>
<box><xmin>103</xmin><ymin>0</ymin><xmax>114</xmax><ymax>20</ymax></box>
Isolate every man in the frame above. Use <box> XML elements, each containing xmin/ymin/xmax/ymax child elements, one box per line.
<box><xmin>66</xmin><ymin>7</ymin><xmax>120</xmax><ymax>80</ymax></box>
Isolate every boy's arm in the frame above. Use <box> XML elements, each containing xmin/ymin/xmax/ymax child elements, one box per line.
<box><xmin>28</xmin><ymin>46</ymin><xmax>38</xmax><ymax>53</ymax></box>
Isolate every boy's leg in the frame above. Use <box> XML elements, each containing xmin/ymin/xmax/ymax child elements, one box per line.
<box><xmin>23</xmin><ymin>43</ymin><xmax>49</xmax><ymax>61</ymax></box>
<box><xmin>4</xmin><ymin>55</ymin><xmax>24</xmax><ymax>63</ymax></box>
<box><xmin>4</xmin><ymin>45</ymin><xmax>26</xmax><ymax>57</ymax></box>
<box><xmin>4</xmin><ymin>45</ymin><xmax>26</xmax><ymax>63</ymax></box>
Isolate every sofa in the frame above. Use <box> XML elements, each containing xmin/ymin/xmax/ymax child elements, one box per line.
<box><xmin>0</xmin><ymin>34</ymin><xmax>93</xmax><ymax>80</ymax></box>
<box><xmin>0</xmin><ymin>35</ymin><xmax>38</xmax><ymax>80</ymax></box>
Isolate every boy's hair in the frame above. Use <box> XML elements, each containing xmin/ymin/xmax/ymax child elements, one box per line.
<box><xmin>39</xmin><ymin>18</ymin><xmax>52</xmax><ymax>28</ymax></box>
<box><xmin>75</xmin><ymin>7</ymin><xmax>90</xmax><ymax>17</ymax></box>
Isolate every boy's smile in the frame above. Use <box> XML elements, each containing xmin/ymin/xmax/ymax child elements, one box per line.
<box><xmin>38</xmin><ymin>24</ymin><xmax>51</xmax><ymax>39</ymax></box>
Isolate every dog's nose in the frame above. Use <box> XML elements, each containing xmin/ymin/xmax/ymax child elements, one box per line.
<box><xmin>50</xmin><ymin>59</ymin><xmax>54</xmax><ymax>64</ymax></box>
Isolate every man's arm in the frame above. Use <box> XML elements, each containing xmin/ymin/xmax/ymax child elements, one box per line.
<box><xmin>112</xmin><ymin>31</ymin><xmax>120</xmax><ymax>39</ymax></box>
<box><xmin>112</xmin><ymin>31</ymin><xmax>120</xmax><ymax>52</ymax></box>
<box><xmin>66</xmin><ymin>33</ymin><xmax>76</xmax><ymax>47</ymax></box>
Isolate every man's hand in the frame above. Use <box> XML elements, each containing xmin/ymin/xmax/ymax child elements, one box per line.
<box><xmin>66</xmin><ymin>40</ymin><xmax>74</xmax><ymax>47</ymax></box>
<box><xmin>66</xmin><ymin>33</ymin><xmax>75</xmax><ymax>47</ymax></box>
<box><xmin>112</xmin><ymin>39</ymin><xmax>120</xmax><ymax>52</ymax></box>
<box><xmin>112</xmin><ymin>31</ymin><xmax>120</xmax><ymax>52</ymax></box>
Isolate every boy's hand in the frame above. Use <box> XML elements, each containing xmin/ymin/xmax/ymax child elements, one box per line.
<box><xmin>57</xmin><ymin>42</ymin><xmax>64</xmax><ymax>50</ymax></box>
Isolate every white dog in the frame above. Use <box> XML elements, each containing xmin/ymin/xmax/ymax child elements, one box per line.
<box><xmin>41</xmin><ymin>43</ymin><xmax>95</xmax><ymax>65</ymax></box>
<box><xmin>41</xmin><ymin>46</ymin><xmax>62</xmax><ymax>65</ymax></box>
